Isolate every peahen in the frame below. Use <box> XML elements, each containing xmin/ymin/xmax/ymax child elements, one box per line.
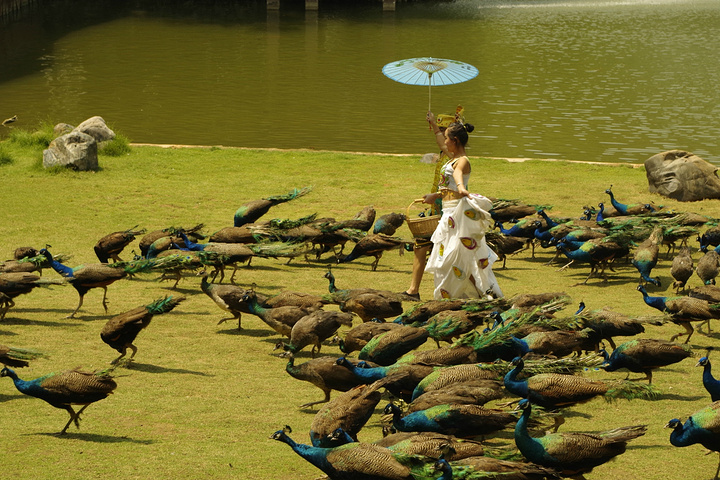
<box><xmin>40</xmin><ymin>247</ymin><xmax>152</xmax><ymax>318</ymax></box>
<box><xmin>1</xmin><ymin>366</ymin><xmax>117</xmax><ymax>434</ymax></box>
<box><xmin>504</xmin><ymin>356</ymin><xmax>658</xmax><ymax>431</ymax></box>
<box><xmin>0</xmin><ymin>271</ymin><xmax>66</xmax><ymax>320</ymax></box>
<box><xmin>233</xmin><ymin>187</ymin><xmax>312</xmax><ymax>227</ymax></box>
<box><xmin>671</xmin><ymin>246</ymin><xmax>694</xmax><ymax>293</ymax></box>
<box><xmin>605</xmin><ymin>185</ymin><xmax>656</xmax><ymax>216</ymax></box>
<box><xmin>697</xmin><ymin>249</ymin><xmax>720</xmax><ymax>286</ymax></box>
<box><xmin>338</xmin><ymin>319</ymin><xmax>401</xmax><ymax>354</ymax></box>
<box><xmin>100</xmin><ymin>295</ymin><xmax>186</xmax><ymax>364</ymax></box>
<box><xmin>285</xmin><ymin>354</ymin><xmax>369</xmax><ymax>408</ymax></box>
<box><xmin>697</xmin><ymin>356</ymin><xmax>720</xmax><ymax>401</ymax></box>
<box><xmin>637</xmin><ymin>284</ymin><xmax>720</xmax><ymax>343</ymax></box>
<box><xmin>0</xmin><ymin>344</ymin><xmax>46</xmax><ymax>368</ymax></box>
<box><xmin>667</xmin><ymin>400</ymin><xmax>720</xmax><ymax>480</ymax></box>
<box><xmin>94</xmin><ymin>226</ymin><xmax>146</xmax><ymax>263</ymax></box>
<box><xmin>277</xmin><ymin>309</ymin><xmax>353</xmax><ymax>357</ymax></box>
<box><xmin>337</xmin><ymin>233</ymin><xmax>410</xmax><ymax>271</ymax></box>
<box><xmin>373</xmin><ymin>212</ymin><xmax>406</xmax><ymax>236</ymax></box>
<box><xmin>200</xmin><ymin>273</ymin><xmax>268</xmax><ymax>329</ymax></box>
<box><xmin>515</xmin><ymin>398</ymin><xmax>647</xmax><ymax>479</ymax></box>
<box><xmin>383</xmin><ymin>401</ymin><xmax>516</xmax><ymax>437</ymax></box>
<box><xmin>631</xmin><ymin>225</ymin><xmax>663</xmax><ymax>286</ymax></box>
<box><xmin>599</xmin><ymin>338</ymin><xmax>692</xmax><ymax>384</ymax></box>
<box><xmin>242</xmin><ymin>291</ymin><xmax>312</xmax><ymax>338</ymax></box>
<box><xmin>270</xmin><ymin>425</ymin><xmax>428</xmax><ymax>480</ymax></box>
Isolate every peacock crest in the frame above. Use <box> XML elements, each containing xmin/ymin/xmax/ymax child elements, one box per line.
<box><xmin>460</xmin><ymin>237</ymin><xmax>477</xmax><ymax>250</ymax></box>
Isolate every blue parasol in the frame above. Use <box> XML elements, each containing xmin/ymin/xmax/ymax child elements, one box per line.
<box><xmin>382</xmin><ymin>57</ymin><xmax>479</xmax><ymax>111</ymax></box>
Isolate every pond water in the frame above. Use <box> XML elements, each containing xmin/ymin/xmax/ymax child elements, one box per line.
<box><xmin>1</xmin><ymin>0</ymin><xmax>719</xmax><ymax>164</ymax></box>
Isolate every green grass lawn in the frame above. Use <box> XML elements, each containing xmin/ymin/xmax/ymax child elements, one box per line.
<box><xmin>2</xmin><ymin>131</ymin><xmax>720</xmax><ymax>479</ymax></box>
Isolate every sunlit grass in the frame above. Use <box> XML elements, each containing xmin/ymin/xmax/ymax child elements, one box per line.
<box><xmin>1</xmin><ymin>132</ymin><xmax>720</xmax><ymax>479</ymax></box>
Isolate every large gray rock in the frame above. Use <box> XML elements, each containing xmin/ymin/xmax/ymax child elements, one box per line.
<box><xmin>645</xmin><ymin>150</ymin><xmax>720</xmax><ymax>202</ymax></box>
<box><xmin>73</xmin><ymin>116</ymin><xmax>115</xmax><ymax>142</ymax></box>
<box><xmin>42</xmin><ymin>131</ymin><xmax>98</xmax><ymax>171</ymax></box>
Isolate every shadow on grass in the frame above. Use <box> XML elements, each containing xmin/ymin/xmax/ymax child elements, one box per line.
<box><xmin>124</xmin><ymin>362</ymin><xmax>212</xmax><ymax>376</ymax></box>
<box><xmin>655</xmin><ymin>392</ymin><xmax>706</xmax><ymax>402</ymax></box>
<box><xmin>0</xmin><ymin>314</ymin><xmax>79</xmax><ymax>327</ymax></box>
<box><xmin>34</xmin><ymin>431</ymin><xmax>155</xmax><ymax>444</ymax></box>
<box><xmin>216</xmin><ymin>327</ymin><xmax>274</xmax><ymax>338</ymax></box>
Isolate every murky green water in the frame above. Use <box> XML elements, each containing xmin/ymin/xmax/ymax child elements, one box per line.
<box><xmin>1</xmin><ymin>0</ymin><xmax>719</xmax><ymax>163</ymax></box>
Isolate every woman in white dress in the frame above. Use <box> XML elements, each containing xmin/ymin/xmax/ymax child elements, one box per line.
<box><xmin>423</xmin><ymin>121</ymin><xmax>503</xmax><ymax>300</ymax></box>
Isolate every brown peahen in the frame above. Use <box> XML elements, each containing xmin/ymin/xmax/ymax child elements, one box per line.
<box><xmin>340</xmin><ymin>292</ymin><xmax>404</xmax><ymax>323</ymax></box>
<box><xmin>337</xmin><ymin>319</ymin><xmax>401</xmax><ymax>354</ymax></box>
<box><xmin>284</xmin><ymin>354</ymin><xmax>371</xmax><ymax>408</ymax></box>
<box><xmin>671</xmin><ymin>246</ymin><xmax>695</xmax><ymax>292</ymax></box>
<box><xmin>1</xmin><ymin>366</ymin><xmax>117</xmax><ymax>434</ymax></box>
<box><xmin>697</xmin><ymin>249</ymin><xmax>720</xmax><ymax>286</ymax></box>
<box><xmin>515</xmin><ymin>398</ymin><xmax>647</xmax><ymax>479</ymax></box>
<box><xmin>373</xmin><ymin>212</ymin><xmax>406</xmax><ymax>236</ymax></box>
<box><xmin>277</xmin><ymin>309</ymin><xmax>353</xmax><ymax>357</ymax></box>
<box><xmin>0</xmin><ymin>271</ymin><xmax>66</xmax><ymax>320</ymax></box>
<box><xmin>200</xmin><ymin>273</ymin><xmax>268</xmax><ymax>329</ymax></box>
<box><xmin>600</xmin><ymin>338</ymin><xmax>693</xmax><ymax>384</ymax></box>
<box><xmin>100</xmin><ymin>295</ymin><xmax>186</xmax><ymax>364</ymax></box>
<box><xmin>243</xmin><ymin>290</ymin><xmax>312</xmax><ymax>338</ymax></box>
<box><xmin>94</xmin><ymin>226</ymin><xmax>146</xmax><ymax>263</ymax></box>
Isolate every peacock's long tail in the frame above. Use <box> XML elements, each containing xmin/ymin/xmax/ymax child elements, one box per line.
<box><xmin>604</xmin><ymin>380</ymin><xmax>660</xmax><ymax>401</ymax></box>
<box><xmin>145</xmin><ymin>295</ymin><xmax>186</xmax><ymax>315</ymax></box>
<box><xmin>263</xmin><ymin>186</ymin><xmax>313</xmax><ymax>202</ymax></box>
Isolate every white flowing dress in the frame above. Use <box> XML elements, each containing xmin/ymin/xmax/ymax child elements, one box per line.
<box><xmin>424</xmin><ymin>160</ymin><xmax>503</xmax><ymax>300</ymax></box>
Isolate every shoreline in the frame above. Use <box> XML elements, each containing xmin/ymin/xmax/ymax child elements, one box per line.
<box><xmin>129</xmin><ymin>142</ymin><xmax>645</xmax><ymax>168</ymax></box>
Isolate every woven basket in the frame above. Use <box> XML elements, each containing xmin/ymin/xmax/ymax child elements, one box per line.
<box><xmin>406</xmin><ymin>199</ymin><xmax>440</xmax><ymax>238</ymax></box>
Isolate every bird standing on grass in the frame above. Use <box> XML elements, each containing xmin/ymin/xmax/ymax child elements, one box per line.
<box><xmin>667</xmin><ymin>400</ymin><xmax>720</xmax><ymax>480</ymax></box>
<box><xmin>234</xmin><ymin>187</ymin><xmax>312</xmax><ymax>227</ymax></box>
<box><xmin>1</xmin><ymin>366</ymin><xmax>117</xmax><ymax>435</ymax></box>
<box><xmin>600</xmin><ymin>338</ymin><xmax>692</xmax><ymax>384</ymax></box>
<box><xmin>100</xmin><ymin>295</ymin><xmax>186</xmax><ymax>364</ymax></box>
<box><xmin>698</xmin><ymin>356</ymin><xmax>720</xmax><ymax>401</ymax></box>
<box><xmin>671</xmin><ymin>246</ymin><xmax>694</xmax><ymax>293</ymax></box>
<box><xmin>94</xmin><ymin>226</ymin><xmax>146</xmax><ymax>263</ymax></box>
<box><xmin>632</xmin><ymin>226</ymin><xmax>663</xmax><ymax>286</ymax></box>
<box><xmin>515</xmin><ymin>398</ymin><xmax>647</xmax><ymax>479</ymax></box>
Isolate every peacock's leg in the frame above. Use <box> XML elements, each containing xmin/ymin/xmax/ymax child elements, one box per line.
<box><xmin>128</xmin><ymin>344</ymin><xmax>138</xmax><ymax>360</ymax></box>
<box><xmin>111</xmin><ymin>347</ymin><xmax>127</xmax><ymax>365</ymax></box>
<box><xmin>67</xmin><ymin>294</ymin><xmax>85</xmax><ymax>319</ymax></box>
<box><xmin>101</xmin><ymin>286</ymin><xmax>109</xmax><ymax>313</ymax></box>
<box><xmin>60</xmin><ymin>406</ymin><xmax>78</xmax><ymax>434</ymax></box>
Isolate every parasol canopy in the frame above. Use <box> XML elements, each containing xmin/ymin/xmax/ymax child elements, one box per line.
<box><xmin>382</xmin><ymin>57</ymin><xmax>479</xmax><ymax>110</ymax></box>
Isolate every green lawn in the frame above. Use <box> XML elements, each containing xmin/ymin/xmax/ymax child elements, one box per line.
<box><xmin>1</xmin><ymin>134</ymin><xmax>720</xmax><ymax>479</ymax></box>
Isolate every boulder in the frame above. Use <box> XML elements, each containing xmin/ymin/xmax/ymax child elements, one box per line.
<box><xmin>73</xmin><ymin>116</ymin><xmax>115</xmax><ymax>142</ymax></box>
<box><xmin>53</xmin><ymin>123</ymin><xmax>74</xmax><ymax>136</ymax></box>
<box><xmin>42</xmin><ymin>131</ymin><xmax>98</xmax><ymax>171</ymax></box>
<box><xmin>644</xmin><ymin>150</ymin><xmax>720</xmax><ymax>202</ymax></box>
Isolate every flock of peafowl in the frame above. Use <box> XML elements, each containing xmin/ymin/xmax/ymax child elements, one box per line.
<box><xmin>7</xmin><ymin>178</ymin><xmax>720</xmax><ymax>479</ymax></box>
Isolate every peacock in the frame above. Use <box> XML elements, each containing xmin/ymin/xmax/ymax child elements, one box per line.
<box><xmin>0</xmin><ymin>344</ymin><xmax>47</xmax><ymax>368</ymax></box>
<box><xmin>335</xmin><ymin>356</ymin><xmax>435</xmax><ymax>402</ymax></box>
<box><xmin>270</xmin><ymin>425</ymin><xmax>429</xmax><ymax>480</ymax></box>
<box><xmin>325</xmin><ymin>205</ymin><xmax>377</xmax><ymax>232</ymax></box>
<box><xmin>631</xmin><ymin>225</ymin><xmax>663</xmax><ymax>286</ymax></box>
<box><xmin>697</xmin><ymin>249</ymin><xmax>720</xmax><ymax>286</ymax></box>
<box><xmin>494</xmin><ymin>219</ymin><xmax>538</xmax><ymax>257</ymax></box>
<box><xmin>407</xmin><ymin>379</ymin><xmax>504</xmax><ymax>413</ymax></box>
<box><xmin>233</xmin><ymin>186</ymin><xmax>312</xmax><ymax>227</ymax></box>
<box><xmin>383</xmin><ymin>401</ymin><xmax>516</xmax><ymax>437</ymax></box>
<box><xmin>394</xmin><ymin>298</ymin><xmax>467</xmax><ymax>327</ymax></box>
<box><xmin>422</xmin><ymin>309</ymin><xmax>489</xmax><ymax>347</ymax></box>
<box><xmin>605</xmin><ymin>185</ymin><xmax>656</xmax><ymax>216</ymax></box>
<box><xmin>504</xmin><ymin>356</ymin><xmax>658</xmax><ymax>431</ymax></box>
<box><xmin>0</xmin><ymin>271</ymin><xmax>66</xmax><ymax>320</ymax></box>
<box><xmin>373</xmin><ymin>212</ymin><xmax>406</xmax><ymax>236</ymax></box>
<box><xmin>489</xmin><ymin>199</ymin><xmax>541</xmax><ymax>223</ymax></box>
<box><xmin>100</xmin><ymin>295</ymin><xmax>186</xmax><ymax>364</ymax></box>
<box><xmin>0</xmin><ymin>250</ymin><xmax>71</xmax><ymax>275</ymax></box>
<box><xmin>357</xmin><ymin>325</ymin><xmax>429</xmax><ymax>366</ymax></box>
<box><xmin>337</xmin><ymin>233</ymin><xmax>411</xmax><ymax>271</ymax></box>
<box><xmin>93</xmin><ymin>226</ymin><xmax>146</xmax><ymax>263</ymax></box>
<box><xmin>1</xmin><ymin>366</ymin><xmax>117</xmax><ymax>434</ymax></box>
<box><xmin>697</xmin><ymin>356</ymin><xmax>720</xmax><ymax>401</ymax></box>
<box><xmin>667</xmin><ymin>400</ymin><xmax>720</xmax><ymax>480</ymax></box>
<box><xmin>671</xmin><ymin>246</ymin><xmax>694</xmax><ymax>293</ymax></box>
<box><xmin>485</xmin><ymin>231</ymin><xmax>527</xmax><ymax>269</ymax></box>
<box><xmin>699</xmin><ymin>225</ymin><xmax>720</xmax><ymax>252</ymax></box>
<box><xmin>40</xmin><ymin>247</ymin><xmax>153</xmax><ymax>318</ymax></box>
<box><xmin>309</xmin><ymin>377</ymin><xmax>392</xmax><ymax>447</ymax></box>
<box><xmin>575</xmin><ymin>302</ymin><xmax>647</xmax><ymax>350</ymax></box>
<box><xmin>510</xmin><ymin>328</ymin><xmax>602</xmax><ymax>358</ymax></box>
<box><xmin>277</xmin><ymin>309</ymin><xmax>353</xmax><ymax>357</ymax></box>
<box><xmin>432</xmin><ymin>456</ymin><xmax>561</xmax><ymax>480</ymax></box>
<box><xmin>411</xmin><ymin>363</ymin><xmax>501</xmax><ymax>401</ymax></box>
<box><xmin>376</xmin><ymin>432</ymin><xmax>485</xmax><ymax>461</ymax></box>
<box><xmin>637</xmin><ymin>284</ymin><xmax>720</xmax><ymax>343</ymax></box>
<box><xmin>138</xmin><ymin>224</ymin><xmax>205</xmax><ymax>258</ymax></box>
<box><xmin>515</xmin><ymin>398</ymin><xmax>647</xmax><ymax>478</ymax></box>
<box><xmin>599</xmin><ymin>338</ymin><xmax>692</xmax><ymax>384</ymax></box>
<box><xmin>285</xmin><ymin>354</ymin><xmax>370</xmax><ymax>408</ymax></box>
<box><xmin>556</xmin><ymin>234</ymin><xmax>631</xmax><ymax>284</ymax></box>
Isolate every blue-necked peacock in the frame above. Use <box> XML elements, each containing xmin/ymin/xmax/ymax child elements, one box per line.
<box><xmin>667</xmin><ymin>400</ymin><xmax>720</xmax><ymax>480</ymax></box>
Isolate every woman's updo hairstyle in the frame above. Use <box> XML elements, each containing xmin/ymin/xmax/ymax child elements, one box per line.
<box><xmin>446</xmin><ymin>122</ymin><xmax>475</xmax><ymax>147</ymax></box>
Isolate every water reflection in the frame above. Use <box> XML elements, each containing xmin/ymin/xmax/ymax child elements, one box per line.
<box><xmin>0</xmin><ymin>0</ymin><xmax>718</xmax><ymax>164</ymax></box>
